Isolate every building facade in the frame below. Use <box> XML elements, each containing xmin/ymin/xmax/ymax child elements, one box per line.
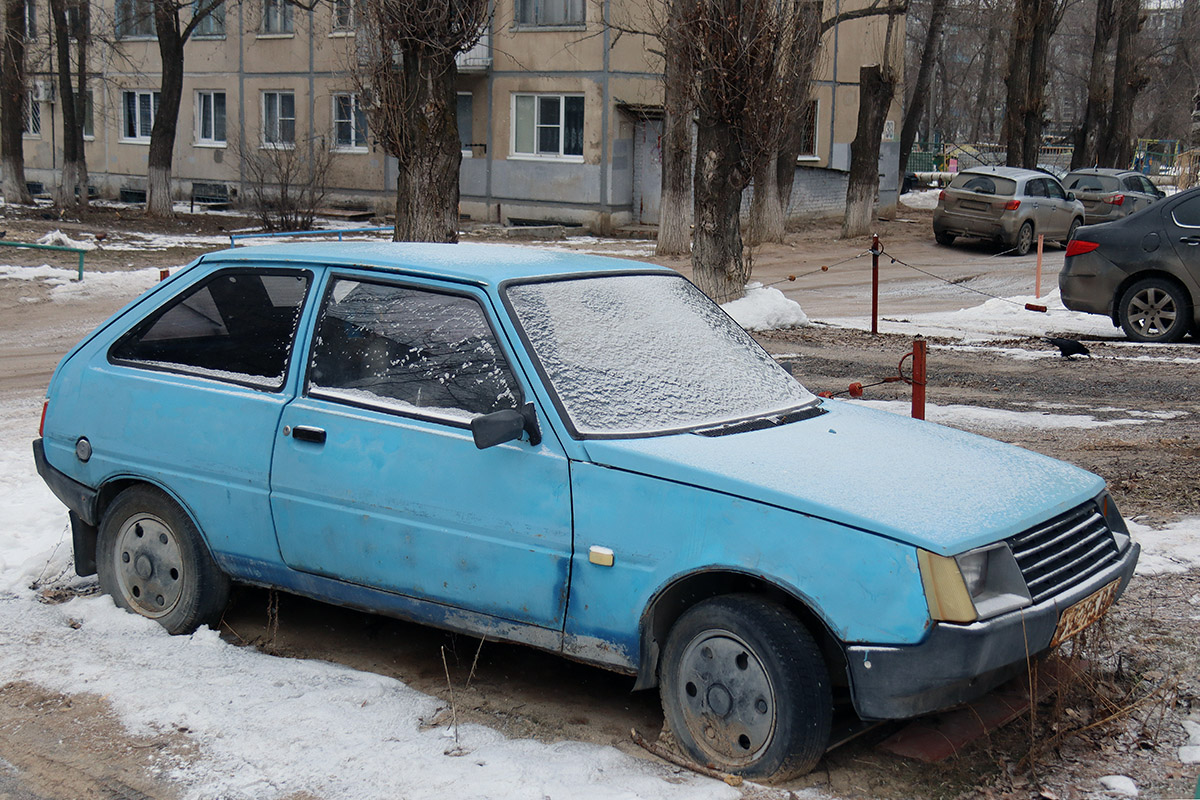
<box><xmin>18</xmin><ymin>0</ymin><xmax>903</xmax><ymax>230</ymax></box>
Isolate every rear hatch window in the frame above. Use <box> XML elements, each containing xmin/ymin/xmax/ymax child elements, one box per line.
<box><xmin>1065</xmin><ymin>174</ymin><xmax>1120</xmax><ymax>194</ymax></box>
<box><xmin>948</xmin><ymin>173</ymin><xmax>1017</xmax><ymax>197</ymax></box>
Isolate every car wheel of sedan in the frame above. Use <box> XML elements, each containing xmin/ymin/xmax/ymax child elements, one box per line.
<box><xmin>934</xmin><ymin>231</ymin><xmax>956</xmax><ymax>246</ymax></box>
<box><xmin>1118</xmin><ymin>277</ymin><xmax>1193</xmax><ymax>343</ymax></box>
<box><xmin>1014</xmin><ymin>222</ymin><xmax>1035</xmax><ymax>256</ymax></box>
<box><xmin>659</xmin><ymin>594</ymin><xmax>831</xmax><ymax>780</ymax></box>
<box><xmin>97</xmin><ymin>485</ymin><xmax>231</xmax><ymax>634</ymax></box>
<box><xmin>1067</xmin><ymin>217</ymin><xmax>1082</xmax><ymax>243</ymax></box>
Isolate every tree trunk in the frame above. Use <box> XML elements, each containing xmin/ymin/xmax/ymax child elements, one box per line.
<box><xmin>393</xmin><ymin>46</ymin><xmax>461</xmax><ymax>242</ymax></box>
<box><xmin>1071</xmin><ymin>0</ymin><xmax>1115</xmax><ymax>170</ymax></box>
<box><xmin>50</xmin><ymin>0</ymin><xmax>87</xmax><ymax>206</ymax></box>
<box><xmin>1</xmin><ymin>0</ymin><xmax>32</xmax><ymax>205</ymax></box>
<box><xmin>898</xmin><ymin>0</ymin><xmax>949</xmax><ymax>178</ymax></box>
<box><xmin>970</xmin><ymin>15</ymin><xmax>998</xmax><ymax>143</ymax></box>
<box><xmin>746</xmin><ymin>150</ymin><xmax>784</xmax><ymax>245</ymax></box>
<box><xmin>1100</xmin><ymin>0</ymin><xmax>1142</xmax><ymax>168</ymax></box>
<box><xmin>146</xmin><ymin>19</ymin><xmax>185</xmax><ymax>217</ymax></box>
<box><xmin>691</xmin><ymin>118</ymin><xmax>746</xmax><ymax>304</ymax></box>
<box><xmin>655</xmin><ymin>1</ymin><xmax>694</xmax><ymax>256</ymax></box>
<box><xmin>842</xmin><ymin>65</ymin><xmax>895</xmax><ymax>238</ymax></box>
<box><xmin>1003</xmin><ymin>0</ymin><xmax>1062</xmax><ymax>169</ymax></box>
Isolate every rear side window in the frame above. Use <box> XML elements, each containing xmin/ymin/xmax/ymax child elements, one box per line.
<box><xmin>950</xmin><ymin>173</ymin><xmax>1016</xmax><ymax>197</ymax></box>
<box><xmin>1025</xmin><ymin>179</ymin><xmax>1047</xmax><ymax>198</ymax></box>
<box><xmin>1172</xmin><ymin>195</ymin><xmax>1200</xmax><ymax>228</ymax></box>
<box><xmin>307</xmin><ymin>279</ymin><xmax>521</xmax><ymax>422</ymax></box>
<box><xmin>110</xmin><ymin>269</ymin><xmax>311</xmax><ymax>390</ymax></box>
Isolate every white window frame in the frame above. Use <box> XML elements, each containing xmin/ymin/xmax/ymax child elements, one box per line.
<box><xmin>121</xmin><ymin>89</ymin><xmax>159</xmax><ymax>143</ymax></box>
<box><xmin>330</xmin><ymin>0</ymin><xmax>356</xmax><ymax>32</ymax></box>
<box><xmin>23</xmin><ymin>0</ymin><xmax>37</xmax><ymax>39</ymax></box>
<box><xmin>510</xmin><ymin>92</ymin><xmax>584</xmax><ymax>161</ymax></box>
<box><xmin>22</xmin><ymin>90</ymin><xmax>40</xmax><ymax>137</ymax></box>
<box><xmin>196</xmin><ymin>90</ymin><xmax>226</xmax><ymax>146</ymax></box>
<box><xmin>116</xmin><ymin>0</ymin><xmax>154</xmax><ymax>38</ymax></box>
<box><xmin>193</xmin><ymin>0</ymin><xmax>225</xmax><ymax>36</ymax></box>
<box><xmin>81</xmin><ymin>89</ymin><xmax>95</xmax><ymax>140</ymax></box>
<box><xmin>515</xmin><ymin>0</ymin><xmax>584</xmax><ymax>27</ymax></box>
<box><xmin>796</xmin><ymin>98</ymin><xmax>819</xmax><ymax>162</ymax></box>
<box><xmin>262</xmin><ymin>90</ymin><xmax>296</xmax><ymax>148</ymax></box>
<box><xmin>332</xmin><ymin>93</ymin><xmax>367</xmax><ymax>151</ymax></box>
<box><xmin>458</xmin><ymin>91</ymin><xmax>473</xmax><ymax>157</ymax></box>
<box><xmin>260</xmin><ymin>0</ymin><xmax>293</xmax><ymax>35</ymax></box>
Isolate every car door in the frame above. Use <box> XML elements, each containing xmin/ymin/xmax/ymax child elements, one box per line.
<box><xmin>1165</xmin><ymin>192</ymin><xmax>1200</xmax><ymax>289</ymax></box>
<box><xmin>1024</xmin><ymin>178</ymin><xmax>1052</xmax><ymax>233</ymax></box>
<box><xmin>268</xmin><ymin>273</ymin><xmax>574</xmax><ymax>630</ymax></box>
<box><xmin>1122</xmin><ymin>175</ymin><xmax>1150</xmax><ymax>213</ymax></box>
<box><xmin>1044</xmin><ymin>178</ymin><xmax>1076</xmax><ymax>238</ymax></box>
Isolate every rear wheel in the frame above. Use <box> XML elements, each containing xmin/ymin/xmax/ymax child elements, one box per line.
<box><xmin>934</xmin><ymin>230</ymin><xmax>956</xmax><ymax>246</ymax></box>
<box><xmin>1066</xmin><ymin>217</ymin><xmax>1082</xmax><ymax>244</ymax></box>
<box><xmin>659</xmin><ymin>595</ymin><xmax>831</xmax><ymax>781</ymax></box>
<box><xmin>97</xmin><ymin>485</ymin><xmax>230</xmax><ymax>634</ymax></box>
<box><xmin>1013</xmin><ymin>221</ymin><xmax>1035</xmax><ymax>256</ymax></box>
<box><xmin>1118</xmin><ymin>277</ymin><xmax>1193</xmax><ymax>343</ymax></box>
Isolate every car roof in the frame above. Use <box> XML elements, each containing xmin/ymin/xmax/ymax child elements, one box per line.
<box><xmin>958</xmin><ymin>166</ymin><xmax>1046</xmax><ymax>181</ymax></box>
<box><xmin>197</xmin><ymin>241</ymin><xmax>670</xmax><ymax>287</ymax></box>
<box><xmin>1064</xmin><ymin>167</ymin><xmax>1137</xmax><ymax>178</ymax></box>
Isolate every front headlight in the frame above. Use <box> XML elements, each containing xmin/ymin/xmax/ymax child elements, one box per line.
<box><xmin>919</xmin><ymin>544</ymin><xmax>1032</xmax><ymax>623</ymax></box>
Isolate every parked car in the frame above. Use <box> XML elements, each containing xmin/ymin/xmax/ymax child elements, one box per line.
<box><xmin>35</xmin><ymin>243</ymin><xmax>1139</xmax><ymax>780</ymax></box>
<box><xmin>933</xmin><ymin>166</ymin><xmax>1085</xmax><ymax>256</ymax></box>
<box><xmin>1063</xmin><ymin>168</ymin><xmax>1166</xmax><ymax>225</ymax></box>
<box><xmin>1061</xmin><ymin>186</ymin><xmax>1200</xmax><ymax>342</ymax></box>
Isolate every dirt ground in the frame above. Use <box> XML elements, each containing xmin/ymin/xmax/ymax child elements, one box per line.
<box><xmin>0</xmin><ymin>203</ymin><xmax>1197</xmax><ymax>800</ymax></box>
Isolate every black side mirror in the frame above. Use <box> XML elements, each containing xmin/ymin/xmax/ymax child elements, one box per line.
<box><xmin>471</xmin><ymin>402</ymin><xmax>542</xmax><ymax>449</ymax></box>
<box><xmin>1066</xmin><ymin>191</ymin><xmax>1076</xmax><ymax>202</ymax></box>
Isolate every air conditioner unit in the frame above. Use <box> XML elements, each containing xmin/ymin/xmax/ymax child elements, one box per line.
<box><xmin>32</xmin><ymin>80</ymin><xmax>55</xmax><ymax>103</ymax></box>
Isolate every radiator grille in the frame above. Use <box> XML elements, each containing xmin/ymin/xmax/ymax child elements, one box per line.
<box><xmin>1007</xmin><ymin>502</ymin><xmax>1121</xmax><ymax>604</ymax></box>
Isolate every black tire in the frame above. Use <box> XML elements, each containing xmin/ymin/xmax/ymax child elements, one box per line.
<box><xmin>97</xmin><ymin>485</ymin><xmax>231</xmax><ymax>634</ymax></box>
<box><xmin>934</xmin><ymin>230</ymin><xmax>956</xmax><ymax>246</ymax></box>
<box><xmin>1118</xmin><ymin>277</ymin><xmax>1193</xmax><ymax>343</ymax></box>
<box><xmin>659</xmin><ymin>594</ymin><xmax>832</xmax><ymax>781</ymax></box>
<box><xmin>1066</xmin><ymin>217</ymin><xmax>1082</xmax><ymax>244</ymax></box>
<box><xmin>1013</xmin><ymin>221</ymin><xmax>1035</xmax><ymax>256</ymax></box>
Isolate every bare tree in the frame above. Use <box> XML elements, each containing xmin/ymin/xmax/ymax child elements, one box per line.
<box><xmin>50</xmin><ymin>0</ymin><xmax>90</xmax><ymax>207</ymax></box>
<box><xmin>139</xmin><ymin>0</ymin><xmax>227</xmax><ymax>216</ymax></box>
<box><xmin>356</xmin><ymin>0</ymin><xmax>488</xmax><ymax>242</ymax></box>
<box><xmin>1071</xmin><ymin>0</ymin><xmax>1114</xmax><ymax>169</ymax></box>
<box><xmin>842</xmin><ymin>63</ymin><xmax>897</xmax><ymax>237</ymax></box>
<box><xmin>655</xmin><ymin>0</ymin><xmax>694</xmax><ymax>256</ymax></box>
<box><xmin>1002</xmin><ymin>0</ymin><xmax>1069</xmax><ymax>168</ymax></box>
<box><xmin>1098</xmin><ymin>0</ymin><xmax>1144</xmax><ymax>168</ymax></box>
<box><xmin>236</xmin><ymin>133</ymin><xmax>339</xmax><ymax>231</ymax></box>
<box><xmin>2</xmin><ymin>0</ymin><xmax>33</xmax><ymax>205</ymax></box>
<box><xmin>898</xmin><ymin>0</ymin><xmax>947</xmax><ymax>179</ymax></box>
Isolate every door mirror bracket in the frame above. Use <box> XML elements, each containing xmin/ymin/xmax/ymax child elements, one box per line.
<box><xmin>471</xmin><ymin>402</ymin><xmax>542</xmax><ymax>449</ymax></box>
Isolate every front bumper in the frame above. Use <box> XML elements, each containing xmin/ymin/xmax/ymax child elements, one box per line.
<box><xmin>845</xmin><ymin>540</ymin><xmax>1139</xmax><ymax>720</ymax></box>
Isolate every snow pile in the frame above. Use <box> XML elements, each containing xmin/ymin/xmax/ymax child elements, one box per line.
<box><xmin>1098</xmin><ymin>775</ymin><xmax>1139</xmax><ymax>796</ymax></box>
<box><xmin>1179</xmin><ymin>719</ymin><xmax>1200</xmax><ymax>764</ymax></box>
<box><xmin>848</xmin><ymin>399</ymin><xmax>1159</xmax><ymax>431</ymax></box>
<box><xmin>722</xmin><ymin>282</ymin><xmax>810</xmax><ymax>330</ymax></box>
<box><xmin>37</xmin><ymin>229</ymin><xmax>97</xmax><ymax>250</ymax></box>
<box><xmin>900</xmin><ymin>188</ymin><xmax>941</xmax><ymax>210</ymax></box>
<box><xmin>0</xmin><ymin>263</ymin><xmax>162</xmax><ymax>301</ymax></box>
<box><xmin>1131</xmin><ymin>518</ymin><xmax>1200</xmax><ymax>576</ymax></box>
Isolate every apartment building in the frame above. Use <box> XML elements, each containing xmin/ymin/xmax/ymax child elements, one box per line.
<box><xmin>19</xmin><ymin>0</ymin><xmax>903</xmax><ymax>230</ymax></box>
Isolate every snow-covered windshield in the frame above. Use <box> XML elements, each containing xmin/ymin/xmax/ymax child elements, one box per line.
<box><xmin>506</xmin><ymin>273</ymin><xmax>816</xmax><ymax>436</ymax></box>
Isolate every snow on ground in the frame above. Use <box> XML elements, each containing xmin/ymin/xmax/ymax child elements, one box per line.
<box><xmin>826</xmin><ymin>287</ymin><xmax>1122</xmax><ymax>342</ymax></box>
<box><xmin>722</xmin><ymin>282</ymin><xmax>810</xmax><ymax>330</ymax></box>
<box><xmin>36</xmin><ymin>229</ymin><xmax>97</xmax><ymax>250</ymax></box>
<box><xmin>899</xmin><ymin>189</ymin><xmax>942</xmax><ymax>211</ymax></box>
<box><xmin>847</xmin><ymin>398</ymin><xmax>1188</xmax><ymax>431</ymax></box>
<box><xmin>0</xmin><ymin>263</ymin><xmax>162</xmax><ymax>301</ymax></box>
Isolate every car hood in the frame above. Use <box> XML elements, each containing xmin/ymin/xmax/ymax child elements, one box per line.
<box><xmin>578</xmin><ymin>400</ymin><xmax>1103</xmax><ymax>556</ymax></box>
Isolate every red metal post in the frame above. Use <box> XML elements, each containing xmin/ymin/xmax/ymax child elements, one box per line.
<box><xmin>1035</xmin><ymin>234</ymin><xmax>1044</xmax><ymax>297</ymax></box>
<box><xmin>871</xmin><ymin>234</ymin><xmax>881</xmax><ymax>335</ymax></box>
<box><xmin>159</xmin><ymin>268</ymin><xmax>170</xmax><ymax>282</ymax></box>
<box><xmin>911</xmin><ymin>338</ymin><xmax>927</xmax><ymax>420</ymax></box>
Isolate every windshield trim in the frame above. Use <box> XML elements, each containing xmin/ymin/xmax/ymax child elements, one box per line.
<box><xmin>499</xmin><ymin>270</ymin><xmax>820</xmax><ymax>440</ymax></box>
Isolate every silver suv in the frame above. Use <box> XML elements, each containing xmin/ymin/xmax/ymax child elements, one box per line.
<box><xmin>933</xmin><ymin>167</ymin><xmax>1085</xmax><ymax>256</ymax></box>
<box><xmin>1063</xmin><ymin>168</ymin><xmax>1166</xmax><ymax>225</ymax></box>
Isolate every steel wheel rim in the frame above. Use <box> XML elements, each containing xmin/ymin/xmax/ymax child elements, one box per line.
<box><xmin>1128</xmin><ymin>287</ymin><xmax>1177</xmax><ymax>338</ymax></box>
<box><xmin>675</xmin><ymin>630</ymin><xmax>777</xmax><ymax>765</ymax></box>
<box><xmin>113</xmin><ymin>513</ymin><xmax>185</xmax><ymax>618</ymax></box>
<box><xmin>1018</xmin><ymin>224</ymin><xmax>1033</xmax><ymax>253</ymax></box>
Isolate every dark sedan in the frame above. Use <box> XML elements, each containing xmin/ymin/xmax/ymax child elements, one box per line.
<box><xmin>1060</xmin><ymin>187</ymin><xmax>1200</xmax><ymax>342</ymax></box>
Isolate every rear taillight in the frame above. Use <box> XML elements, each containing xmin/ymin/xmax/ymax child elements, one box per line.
<box><xmin>938</xmin><ymin>190</ymin><xmax>946</xmax><ymax>202</ymax></box>
<box><xmin>1065</xmin><ymin>240</ymin><xmax>1101</xmax><ymax>257</ymax></box>
<box><xmin>1003</xmin><ymin>199</ymin><xmax>1021</xmax><ymax>211</ymax></box>
<box><xmin>39</xmin><ymin>399</ymin><xmax>48</xmax><ymax>437</ymax></box>
<box><xmin>1104</xmin><ymin>193</ymin><xmax>1125</xmax><ymax>206</ymax></box>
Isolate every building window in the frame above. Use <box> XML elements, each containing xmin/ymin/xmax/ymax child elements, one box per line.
<box><xmin>263</xmin><ymin>91</ymin><xmax>295</xmax><ymax>146</ymax></box>
<box><xmin>516</xmin><ymin>0</ymin><xmax>583</xmax><ymax>26</ymax></box>
<box><xmin>197</xmin><ymin>90</ymin><xmax>226</xmax><ymax>144</ymax></box>
<box><xmin>797</xmin><ymin>99</ymin><xmax>817</xmax><ymax>159</ymax></box>
<box><xmin>81</xmin><ymin>90</ymin><xmax>94</xmax><ymax>138</ymax></box>
<box><xmin>116</xmin><ymin>0</ymin><xmax>154</xmax><ymax>37</ymax></box>
<box><xmin>512</xmin><ymin>93</ymin><xmax>583</xmax><ymax>158</ymax></box>
<box><xmin>123</xmin><ymin>90</ymin><xmax>160</xmax><ymax>141</ymax></box>
<box><xmin>66</xmin><ymin>3</ymin><xmax>87</xmax><ymax>38</ymax></box>
<box><xmin>332</xmin><ymin>93</ymin><xmax>367</xmax><ymax>150</ymax></box>
<box><xmin>194</xmin><ymin>0</ymin><xmax>224</xmax><ymax>35</ymax></box>
<box><xmin>23</xmin><ymin>0</ymin><xmax>37</xmax><ymax>39</ymax></box>
<box><xmin>457</xmin><ymin>92</ymin><xmax>473</xmax><ymax>153</ymax></box>
<box><xmin>331</xmin><ymin>0</ymin><xmax>357</xmax><ymax>30</ymax></box>
<box><xmin>22</xmin><ymin>91</ymin><xmax>40</xmax><ymax>136</ymax></box>
<box><xmin>261</xmin><ymin>0</ymin><xmax>293</xmax><ymax>33</ymax></box>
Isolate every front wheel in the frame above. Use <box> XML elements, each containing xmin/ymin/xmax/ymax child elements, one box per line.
<box><xmin>1013</xmin><ymin>221</ymin><xmax>1035</xmax><ymax>256</ymax></box>
<box><xmin>97</xmin><ymin>485</ymin><xmax>231</xmax><ymax>634</ymax></box>
<box><xmin>1066</xmin><ymin>217</ymin><xmax>1082</xmax><ymax>244</ymax></box>
<box><xmin>1118</xmin><ymin>277</ymin><xmax>1193</xmax><ymax>343</ymax></box>
<box><xmin>659</xmin><ymin>595</ymin><xmax>832</xmax><ymax>781</ymax></box>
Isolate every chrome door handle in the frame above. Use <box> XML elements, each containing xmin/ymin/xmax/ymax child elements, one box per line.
<box><xmin>1180</xmin><ymin>236</ymin><xmax>1200</xmax><ymax>246</ymax></box>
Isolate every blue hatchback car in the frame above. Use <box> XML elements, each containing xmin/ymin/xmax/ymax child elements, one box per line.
<box><xmin>35</xmin><ymin>242</ymin><xmax>1139</xmax><ymax>779</ymax></box>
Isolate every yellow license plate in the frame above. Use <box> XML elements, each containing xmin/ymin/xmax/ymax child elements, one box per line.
<box><xmin>1050</xmin><ymin>579</ymin><xmax>1121</xmax><ymax>647</ymax></box>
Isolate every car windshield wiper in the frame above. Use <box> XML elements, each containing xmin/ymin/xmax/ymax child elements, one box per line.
<box><xmin>691</xmin><ymin>403</ymin><xmax>827</xmax><ymax>437</ymax></box>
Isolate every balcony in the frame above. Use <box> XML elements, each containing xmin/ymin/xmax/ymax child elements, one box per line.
<box><xmin>457</xmin><ymin>31</ymin><xmax>491</xmax><ymax>72</ymax></box>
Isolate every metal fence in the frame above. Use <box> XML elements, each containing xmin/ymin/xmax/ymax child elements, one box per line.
<box><xmin>906</xmin><ymin>140</ymin><xmax>1182</xmax><ymax>181</ymax></box>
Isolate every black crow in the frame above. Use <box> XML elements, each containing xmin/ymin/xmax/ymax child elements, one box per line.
<box><xmin>1043</xmin><ymin>337</ymin><xmax>1091</xmax><ymax>358</ymax></box>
